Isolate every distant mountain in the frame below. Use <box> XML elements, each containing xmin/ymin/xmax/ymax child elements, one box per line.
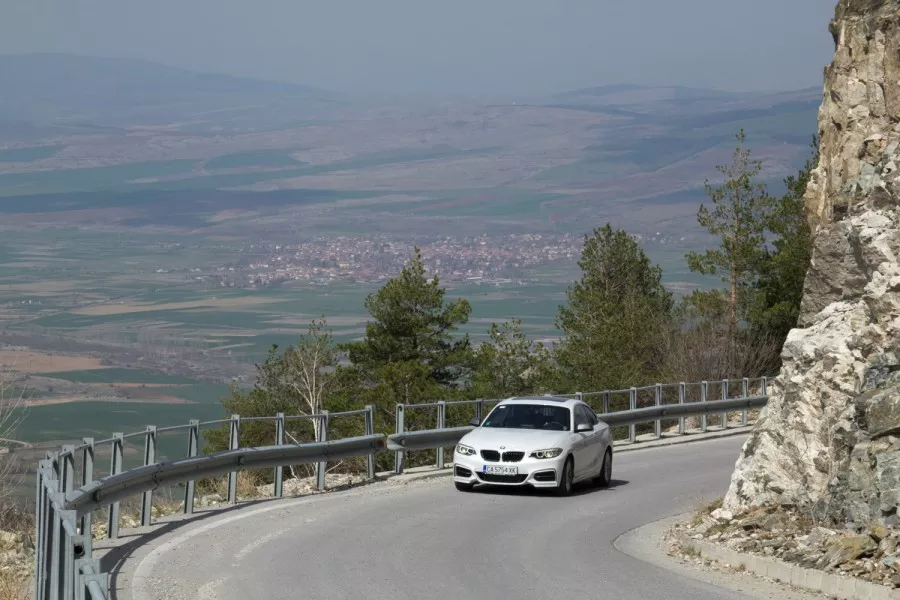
<box><xmin>553</xmin><ymin>83</ymin><xmax>748</xmax><ymax>104</ymax></box>
<box><xmin>0</xmin><ymin>53</ymin><xmax>343</xmax><ymax>127</ymax></box>
<box><xmin>552</xmin><ymin>82</ymin><xmax>821</xmax><ymax>110</ymax></box>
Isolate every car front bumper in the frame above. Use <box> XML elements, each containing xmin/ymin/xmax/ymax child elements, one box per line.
<box><xmin>452</xmin><ymin>451</ymin><xmax>566</xmax><ymax>488</ymax></box>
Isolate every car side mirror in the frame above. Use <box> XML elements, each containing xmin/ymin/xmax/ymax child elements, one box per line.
<box><xmin>469</xmin><ymin>417</ymin><xmax>480</xmax><ymax>426</ymax></box>
<box><xmin>575</xmin><ymin>423</ymin><xmax>592</xmax><ymax>433</ymax></box>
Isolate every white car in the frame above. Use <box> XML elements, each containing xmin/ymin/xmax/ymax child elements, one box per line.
<box><xmin>452</xmin><ymin>396</ymin><xmax>613</xmax><ymax>495</ymax></box>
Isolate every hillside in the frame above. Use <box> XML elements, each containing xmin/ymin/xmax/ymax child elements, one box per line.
<box><xmin>0</xmin><ymin>53</ymin><xmax>342</xmax><ymax>131</ymax></box>
<box><xmin>0</xmin><ymin>54</ymin><xmax>821</xmax><ymax>245</ymax></box>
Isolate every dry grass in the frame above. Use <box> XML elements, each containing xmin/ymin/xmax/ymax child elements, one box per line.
<box><xmin>690</xmin><ymin>496</ymin><xmax>724</xmax><ymax>527</ymax></box>
<box><xmin>0</xmin><ymin>570</ymin><xmax>29</xmax><ymax>600</ymax></box>
<box><xmin>72</xmin><ymin>295</ymin><xmax>278</xmax><ymax>316</ymax></box>
<box><xmin>0</xmin><ymin>502</ymin><xmax>35</xmax><ymax>600</ymax></box>
<box><xmin>0</xmin><ymin>348</ymin><xmax>109</xmax><ymax>373</ymax></box>
<box><xmin>196</xmin><ymin>470</ymin><xmax>263</xmax><ymax>500</ymax></box>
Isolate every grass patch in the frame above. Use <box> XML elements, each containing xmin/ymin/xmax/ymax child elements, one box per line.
<box><xmin>0</xmin><ymin>159</ymin><xmax>200</xmax><ymax>196</ymax></box>
<box><xmin>206</xmin><ymin>149</ymin><xmax>304</xmax><ymax>170</ymax></box>
<box><xmin>39</xmin><ymin>368</ymin><xmax>199</xmax><ymax>384</ymax></box>
<box><xmin>0</xmin><ymin>145</ymin><xmax>64</xmax><ymax>162</ymax></box>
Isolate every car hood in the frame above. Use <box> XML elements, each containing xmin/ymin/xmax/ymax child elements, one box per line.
<box><xmin>460</xmin><ymin>427</ymin><xmax>566</xmax><ymax>451</ymax></box>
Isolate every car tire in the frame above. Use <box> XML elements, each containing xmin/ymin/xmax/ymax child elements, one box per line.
<box><xmin>556</xmin><ymin>456</ymin><xmax>574</xmax><ymax>496</ymax></box>
<box><xmin>594</xmin><ymin>448</ymin><xmax>612</xmax><ymax>488</ymax></box>
<box><xmin>455</xmin><ymin>481</ymin><xmax>475</xmax><ymax>492</ymax></box>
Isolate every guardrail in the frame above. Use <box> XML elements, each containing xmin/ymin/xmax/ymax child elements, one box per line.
<box><xmin>33</xmin><ymin>377</ymin><xmax>769</xmax><ymax>600</ymax></box>
<box><xmin>391</xmin><ymin>377</ymin><xmax>768</xmax><ymax>473</ymax></box>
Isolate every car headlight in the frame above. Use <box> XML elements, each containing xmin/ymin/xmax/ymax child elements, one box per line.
<box><xmin>456</xmin><ymin>444</ymin><xmax>476</xmax><ymax>456</ymax></box>
<box><xmin>530</xmin><ymin>448</ymin><xmax>563</xmax><ymax>459</ymax></box>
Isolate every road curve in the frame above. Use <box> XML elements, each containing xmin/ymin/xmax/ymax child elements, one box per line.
<box><xmin>124</xmin><ymin>436</ymin><xmax>753</xmax><ymax>600</ymax></box>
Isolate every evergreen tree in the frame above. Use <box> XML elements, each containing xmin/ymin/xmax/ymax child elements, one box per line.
<box><xmin>685</xmin><ymin>129</ymin><xmax>773</xmax><ymax>330</ymax></box>
<box><xmin>555</xmin><ymin>223</ymin><xmax>673</xmax><ymax>392</ymax></box>
<box><xmin>471</xmin><ymin>319</ymin><xmax>556</xmax><ymax>399</ymax></box>
<box><xmin>341</xmin><ymin>246</ymin><xmax>473</xmax><ymax>400</ymax></box>
<box><xmin>750</xmin><ymin>135</ymin><xmax>818</xmax><ymax>343</ymax></box>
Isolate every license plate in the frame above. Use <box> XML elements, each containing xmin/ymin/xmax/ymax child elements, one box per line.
<box><xmin>483</xmin><ymin>465</ymin><xmax>518</xmax><ymax>476</ymax></box>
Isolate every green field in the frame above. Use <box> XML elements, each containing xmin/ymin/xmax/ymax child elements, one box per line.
<box><xmin>39</xmin><ymin>368</ymin><xmax>202</xmax><ymax>384</ymax></box>
<box><xmin>0</xmin><ymin>159</ymin><xmax>200</xmax><ymax>196</ymax></box>
<box><xmin>0</xmin><ymin>145</ymin><xmax>64</xmax><ymax>162</ymax></box>
<box><xmin>206</xmin><ymin>149</ymin><xmax>305</xmax><ymax>170</ymax></box>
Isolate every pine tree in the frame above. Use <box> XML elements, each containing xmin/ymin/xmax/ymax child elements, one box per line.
<box><xmin>685</xmin><ymin>129</ymin><xmax>773</xmax><ymax>330</ymax></box>
<box><xmin>750</xmin><ymin>135</ymin><xmax>818</xmax><ymax>344</ymax></box>
<box><xmin>471</xmin><ymin>319</ymin><xmax>556</xmax><ymax>398</ymax></box>
<box><xmin>555</xmin><ymin>224</ymin><xmax>673</xmax><ymax>392</ymax></box>
<box><xmin>342</xmin><ymin>246</ymin><xmax>473</xmax><ymax>398</ymax></box>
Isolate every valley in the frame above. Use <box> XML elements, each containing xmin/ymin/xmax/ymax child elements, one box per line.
<box><xmin>0</xmin><ymin>54</ymin><xmax>820</xmax><ymax>456</ymax></box>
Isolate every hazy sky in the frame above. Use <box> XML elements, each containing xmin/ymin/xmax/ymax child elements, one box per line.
<box><xmin>3</xmin><ymin>0</ymin><xmax>837</xmax><ymax>96</ymax></box>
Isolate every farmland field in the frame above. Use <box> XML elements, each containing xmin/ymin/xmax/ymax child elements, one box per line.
<box><xmin>0</xmin><ymin>56</ymin><xmax>820</xmax><ymax>463</ymax></box>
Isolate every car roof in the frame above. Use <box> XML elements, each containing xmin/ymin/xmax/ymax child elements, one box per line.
<box><xmin>497</xmin><ymin>395</ymin><xmax>583</xmax><ymax>408</ymax></box>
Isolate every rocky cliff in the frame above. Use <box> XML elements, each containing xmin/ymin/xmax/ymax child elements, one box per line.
<box><xmin>722</xmin><ymin>0</ymin><xmax>900</xmax><ymax>530</ymax></box>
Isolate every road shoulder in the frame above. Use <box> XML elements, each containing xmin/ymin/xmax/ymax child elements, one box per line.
<box><xmin>614</xmin><ymin>513</ymin><xmax>829</xmax><ymax>600</ymax></box>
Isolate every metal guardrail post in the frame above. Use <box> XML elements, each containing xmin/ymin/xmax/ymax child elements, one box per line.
<box><xmin>394</xmin><ymin>404</ymin><xmax>405</xmax><ymax>475</ymax></box>
<box><xmin>107</xmin><ymin>433</ymin><xmax>123</xmax><ymax>539</ymax></box>
<box><xmin>364</xmin><ymin>405</ymin><xmax>376</xmax><ymax>480</ymax></box>
<box><xmin>61</xmin><ymin>445</ymin><xmax>75</xmax><ymax>497</ymax></box>
<box><xmin>49</xmin><ymin>454</ymin><xmax>62</xmax><ymax>600</ymax></box>
<box><xmin>140</xmin><ymin>426</ymin><xmax>157</xmax><ymax>527</ymax></box>
<box><xmin>603</xmin><ymin>391</ymin><xmax>610</xmax><ymax>414</ymax></box>
<box><xmin>575</xmin><ymin>392</ymin><xmax>583</xmax><ymax>404</ymax></box>
<box><xmin>184</xmin><ymin>420</ymin><xmax>199</xmax><ymax>514</ymax></box>
<box><xmin>476</xmin><ymin>398</ymin><xmax>484</xmax><ymax>423</ymax></box>
<box><xmin>741</xmin><ymin>378</ymin><xmax>749</xmax><ymax>425</ymax></box>
<box><xmin>761</xmin><ymin>376</ymin><xmax>768</xmax><ymax>397</ymax></box>
<box><xmin>59</xmin><ymin>449</ymin><xmax>78</xmax><ymax>600</ymax></box>
<box><xmin>436</xmin><ymin>401</ymin><xmax>446</xmax><ymax>469</ymax></box>
<box><xmin>700</xmin><ymin>381</ymin><xmax>708</xmax><ymax>433</ymax></box>
<box><xmin>316</xmin><ymin>411</ymin><xmax>329</xmax><ymax>491</ymax></box>
<box><xmin>628</xmin><ymin>388</ymin><xmax>637</xmax><ymax>442</ymax></box>
<box><xmin>654</xmin><ymin>384</ymin><xmax>662</xmax><ymax>438</ymax></box>
<box><xmin>678</xmin><ymin>382</ymin><xmax>686</xmax><ymax>434</ymax></box>
<box><xmin>227</xmin><ymin>415</ymin><xmax>240</xmax><ymax>504</ymax></box>
<box><xmin>79</xmin><ymin>439</ymin><xmax>94</xmax><ymax>559</ymax></box>
<box><xmin>721</xmin><ymin>379</ymin><xmax>729</xmax><ymax>429</ymax></box>
<box><xmin>274</xmin><ymin>413</ymin><xmax>285</xmax><ymax>498</ymax></box>
<box><xmin>35</xmin><ymin>461</ymin><xmax>47</xmax><ymax>600</ymax></box>
<box><xmin>60</xmin><ymin>509</ymin><xmax>79</xmax><ymax>600</ymax></box>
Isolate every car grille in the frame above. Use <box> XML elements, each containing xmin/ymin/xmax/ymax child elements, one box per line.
<box><xmin>477</xmin><ymin>473</ymin><xmax>528</xmax><ymax>483</ymax></box>
<box><xmin>480</xmin><ymin>450</ymin><xmax>524</xmax><ymax>463</ymax></box>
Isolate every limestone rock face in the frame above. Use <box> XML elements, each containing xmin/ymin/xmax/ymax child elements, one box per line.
<box><xmin>722</xmin><ymin>0</ymin><xmax>900</xmax><ymax>527</ymax></box>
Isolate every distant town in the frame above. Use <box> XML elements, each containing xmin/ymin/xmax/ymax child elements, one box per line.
<box><xmin>167</xmin><ymin>231</ymin><xmax>685</xmax><ymax>289</ymax></box>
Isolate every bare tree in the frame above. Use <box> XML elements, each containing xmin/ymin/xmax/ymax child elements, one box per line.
<box><xmin>279</xmin><ymin>318</ymin><xmax>341</xmax><ymax>443</ymax></box>
<box><xmin>0</xmin><ymin>349</ymin><xmax>29</xmax><ymax>521</ymax></box>
<box><xmin>660</xmin><ymin>312</ymin><xmax>782</xmax><ymax>384</ymax></box>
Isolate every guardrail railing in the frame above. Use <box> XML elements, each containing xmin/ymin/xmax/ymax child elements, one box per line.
<box><xmin>33</xmin><ymin>377</ymin><xmax>769</xmax><ymax>600</ymax></box>
<box><xmin>391</xmin><ymin>377</ymin><xmax>768</xmax><ymax>473</ymax></box>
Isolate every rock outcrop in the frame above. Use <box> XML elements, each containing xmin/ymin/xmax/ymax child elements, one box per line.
<box><xmin>722</xmin><ymin>0</ymin><xmax>900</xmax><ymax>530</ymax></box>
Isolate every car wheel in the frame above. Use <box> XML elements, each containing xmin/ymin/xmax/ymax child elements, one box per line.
<box><xmin>594</xmin><ymin>449</ymin><xmax>612</xmax><ymax>487</ymax></box>
<box><xmin>556</xmin><ymin>456</ymin><xmax>574</xmax><ymax>496</ymax></box>
<box><xmin>455</xmin><ymin>481</ymin><xmax>475</xmax><ymax>492</ymax></box>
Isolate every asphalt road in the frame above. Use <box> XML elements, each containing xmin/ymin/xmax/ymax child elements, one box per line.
<box><xmin>126</xmin><ymin>436</ymin><xmax>754</xmax><ymax>600</ymax></box>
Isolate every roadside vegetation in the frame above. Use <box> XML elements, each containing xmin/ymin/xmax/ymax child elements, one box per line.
<box><xmin>209</xmin><ymin>129</ymin><xmax>818</xmax><ymax>471</ymax></box>
<box><xmin>0</xmin><ymin>353</ymin><xmax>33</xmax><ymax>599</ymax></box>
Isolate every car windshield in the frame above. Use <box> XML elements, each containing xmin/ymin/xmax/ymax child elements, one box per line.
<box><xmin>481</xmin><ymin>403</ymin><xmax>570</xmax><ymax>431</ymax></box>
